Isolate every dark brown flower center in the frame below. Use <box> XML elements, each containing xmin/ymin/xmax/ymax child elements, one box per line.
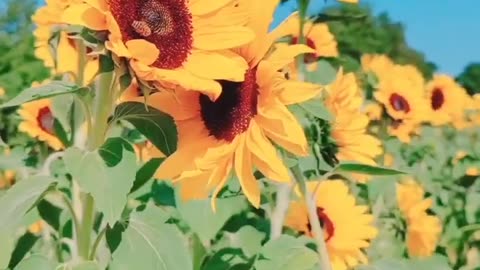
<box><xmin>389</xmin><ymin>93</ymin><xmax>410</xmax><ymax>113</ymax></box>
<box><xmin>306</xmin><ymin>207</ymin><xmax>335</xmax><ymax>242</ymax></box>
<box><xmin>431</xmin><ymin>88</ymin><xmax>445</xmax><ymax>111</ymax></box>
<box><xmin>36</xmin><ymin>106</ymin><xmax>55</xmax><ymax>135</ymax></box>
<box><xmin>109</xmin><ymin>0</ymin><xmax>193</xmax><ymax>69</ymax></box>
<box><xmin>199</xmin><ymin>68</ymin><xmax>259</xmax><ymax>142</ymax></box>
<box><xmin>292</xmin><ymin>37</ymin><xmax>317</xmax><ymax>63</ymax></box>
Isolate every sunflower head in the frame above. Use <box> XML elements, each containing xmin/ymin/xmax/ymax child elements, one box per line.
<box><xmin>374</xmin><ymin>65</ymin><xmax>429</xmax><ymax>123</ymax></box>
<box><xmin>361</xmin><ymin>54</ymin><xmax>395</xmax><ymax>80</ymax></box>
<box><xmin>396</xmin><ymin>178</ymin><xmax>442</xmax><ymax>258</ymax></box>
<box><xmin>325</xmin><ymin>72</ymin><xmax>383</xmax><ymax>181</ymax></box>
<box><xmin>285</xmin><ymin>180</ymin><xmax>378</xmax><ymax>270</ymax></box>
<box><xmin>18</xmin><ymin>98</ymin><xmax>64</xmax><ymax>151</ymax></box>
<box><xmin>426</xmin><ymin>74</ymin><xmax>470</xmax><ymax>126</ymax></box>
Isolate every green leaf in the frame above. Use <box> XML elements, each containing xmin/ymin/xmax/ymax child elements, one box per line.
<box><xmin>409</xmin><ymin>255</ymin><xmax>452</xmax><ymax>270</ymax></box>
<box><xmin>14</xmin><ymin>254</ymin><xmax>56</xmax><ymax>270</ymax></box>
<box><xmin>0</xmin><ymin>81</ymin><xmax>84</xmax><ymax>109</ymax></box>
<box><xmin>336</xmin><ymin>162</ymin><xmax>406</xmax><ymax>176</ymax></box>
<box><xmin>178</xmin><ymin>197</ymin><xmax>247</xmax><ymax>244</ymax></box>
<box><xmin>110</xmin><ymin>205</ymin><xmax>192</xmax><ymax>270</ymax></box>
<box><xmin>254</xmin><ymin>235</ymin><xmax>318</xmax><ymax>270</ymax></box>
<box><xmin>71</xmin><ymin>261</ymin><xmax>101</xmax><ymax>270</ymax></box>
<box><xmin>112</xmin><ymin>102</ymin><xmax>177</xmax><ymax>156</ymax></box>
<box><xmin>357</xmin><ymin>258</ymin><xmax>409</xmax><ymax>270</ymax></box>
<box><xmin>298</xmin><ymin>100</ymin><xmax>333</xmax><ymax>121</ymax></box>
<box><xmin>0</xmin><ymin>176</ymin><xmax>55</xmax><ymax>230</ymax></box>
<box><xmin>306</xmin><ymin>60</ymin><xmax>337</xmax><ymax>85</ymax></box>
<box><xmin>227</xmin><ymin>226</ymin><xmax>265</xmax><ymax>257</ymax></box>
<box><xmin>98</xmin><ymin>137</ymin><xmax>134</xmax><ymax>167</ymax></box>
<box><xmin>0</xmin><ymin>230</ymin><xmax>15</xmax><ymax>270</ymax></box>
<box><xmin>64</xmin><ymin>140</ymin><xmax>137</xmax><ymax>225</ymax></box>
<box><xmin>202</xmin><ymin>248</ymin><xmax>248</xmax><ymax>270</ymax></box>
<box><xmin>130</xmin><ymin>158</ymin><xmax>163</xmax><ymax>194</ymax></box>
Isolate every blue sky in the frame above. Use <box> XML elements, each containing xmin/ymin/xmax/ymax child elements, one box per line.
<box><xmin>274</xmin><ymin>0</ymin><xmax>480</xmax><ymax>76</ymax></box>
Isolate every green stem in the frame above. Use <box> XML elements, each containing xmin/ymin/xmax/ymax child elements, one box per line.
<box><xmin>290</xmin><ymin>162</ymin><xmax>332</xmax><ymax>270</ymax></box>
<box><xmin>270</xmin><ymin>183</ymin><xmax>293</xmax><ymax>239</ymax></box>
<box><xmin>77</xmin><ymin>194</ymin><xmax>95</xmax><ymax>260</ymax></box>
<box><xmin>75</xmin><ymin>40</ymin><xmax>87</xmax><ymax>86</ymax></box>
<box><xmin>89</xmin><ymin>226</ymin><xmax>107</xmax><ymax>260</ymax></box>
<box><xmin>87</xmin><ymin>71</ymin><xmax>115</xmax><ymax>150</ymax></box>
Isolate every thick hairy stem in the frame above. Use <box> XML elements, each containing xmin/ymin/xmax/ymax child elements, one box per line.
<box><xmin>270</xmin><ymin>183</ymin><xmax>293</xmax><ymax>239</ymax></box>
<box><xmin>87</xmin><ymin>71</ymin><xmax>115</xmax><ymax>150</ymax></box>
<box><xmin>77</xmin><ymin>194</ymin><xmax>95</xmax><ymax>260</ymax></box>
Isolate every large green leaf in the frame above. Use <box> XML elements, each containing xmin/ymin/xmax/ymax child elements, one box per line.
<box><xmin>297</xmin><ymin>100</ymin><xmax>333</xmax><ymax>121</ymax></box>
<box><xmin>254</xmin><ymin>235</ymin><xmax>318</xmax><ymax>270</ymax></box>
<box><xmin>63</xmin><ymin>140</ymin><xmax>137</xmax><ymax>225</ymax></box>
<box><xmin>0</xmin><ymin>81</ymin><xmax>84</xmax><ymax>109</ymax></box>
<box><xmin>336</xmin><ymin>162</ymin><xmax>406</xmax><ymax>176</ymax></box>
<box><xmin>306</xmin><ymin>60</ymin><xmax>337</xmax><ymax>85</ymax></box>
<box><xmin>178</xmin><ymin>197</ymin><xmax>247</xmax><ymax>244</ymax></box>
<box><xmin>0</xmin><ymin>176</ymin><xmax>55</xmax><ymax>268</ymax></box>
<box><xmin>110</xmin><ymin>205</ymin><xmax>192</xmax><ymax>270</ymax></box>
<box><xmin>112</xmin><ymin>102</ymin><xmax>177</xmax><ymax>156</ymax></box>
<box><xmin>0</xmin><ymin>176</ymin><xmax>55</xmax><ymax>230</ymax></box>
<box><xmin>14</xmin><ymin>254</ymin><xmax>56</xmax><ymax>270</ymax></box>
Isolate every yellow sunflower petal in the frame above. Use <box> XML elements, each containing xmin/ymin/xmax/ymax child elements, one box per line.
<box><xmin>193</xmin><ymin>26</ymin><xmax>254</xmax><ymax>50</ymax></box>
<box><xmin>279</xmin><ymin>80</ymin><xmax>321</xmax><ymax>105</ymax></box>
<box><xmin>234</xmin><ymin>136</ymin><xmax>261</xmax><ymax>208</ymax></box>
<box><xmin>61</xmin><ymin>3</ymin><xmax>107</xmax><ymax>30</ymax></box>
<box><xmin>266</xmin><ymin>44</ymin><xmax>314</xmax><ymax>71</ymax></box>
<box><xmin>125</xmin><ymin>39</ymin><xmax>160</xmax><ymax>66</ymax></box>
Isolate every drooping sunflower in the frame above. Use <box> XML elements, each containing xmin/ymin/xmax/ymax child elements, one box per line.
<box><xmin>374</xmin><ymin>65</ymin><xmax>429</xmax><ymax>123</ymax></box>
<box><xmin>285</xmin><ymin>180</ymin><xmax>378</xmax><ymax>270</ymax></box>
<box><xmin>18</xmin><ymin>98</ymin><xmax>64</xmax><ymax>151</ymax></box>
<box><xmin>396</xmin><ymin>179</ymin><xmax>442</xmax><ymax>258</ymax></box>
<box><xmin>272</xmin><ymin>13</ymin><xmax>338</xmax><ymax>71</ymax></box>
<box><xmin>324</xmin><ymin>71</ymin><xmax>383</xmax><ymax>182</ymax></box>
<box><xmin>136</xmin><ymin>0</ymin><xmax>321</xmax><ymax>209</ymax></box>
<box><xmin>426</xmin><ymin>74</ymin><xmax>470</xmax><ymax>126</ymax></box>
<box><xmin>62</xmin><ymin>0</ymin><xmax>255</xmax><ymax>99</ymax></box>
<box><xmin>32</xmin><ymin>0</ymin><xmax>99</xmax><ymax>85</ymax></box>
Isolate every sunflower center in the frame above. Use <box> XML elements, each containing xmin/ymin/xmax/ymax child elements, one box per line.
<box><xmin>389</xmin><ymin>93</ymin><xmax>410</xmax><ymax>113</ymax></box>
<box><xmin>431</xmin><ymin>88</ymin><xmax>445</xmax><ymax>110</ymax></box>
<box><xmin>109</xmin><ymin>0</ymin><xmax>193</xmax><ymax>69</ymax></box>
<box><xmin>317</xmin><ymin>207</ymin><xmax>335</xmax><ymax>242</ymax></box>
<box><xmin>292</xmin><ymin>37</ymin><xmax>317</xmax><ymax>63</ymax></box>
<box><xmin>199</xmin><ymin>68</ymin><xmax>259</xmax><ymax>142</ymax></box>
<box><xmin>36</xmin><ymin>107</ymin><xmax>55</xmax><ymax>135</ymax></box>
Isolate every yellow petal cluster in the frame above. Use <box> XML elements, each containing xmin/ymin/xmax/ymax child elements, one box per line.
<box><xmin>285</xmin><ymin>180</ymin><xmax>377</xmax><ymax>270</ymax></box>
<box><xmin>396</xmin><ymin>179</ymin><xmax>442</xmax><ymax>258</ymax></box>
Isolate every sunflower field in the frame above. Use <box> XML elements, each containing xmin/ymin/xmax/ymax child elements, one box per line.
<box><xmin>0</xmin><ymin>0</ymin><xmax>479</xmax><ymax>269</ymax></box>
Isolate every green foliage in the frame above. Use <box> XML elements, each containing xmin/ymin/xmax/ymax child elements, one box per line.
<box><xmin>64</xmin><ymin>139</ymin><xmax>137</xmax><ymax>225</ymax></box>
<box><xmin>254</xmin><ymin>235</ymin><xmax>318</xmax><ymax>270</ymax></box>
<box><xmin>110</xmin><ymin>205</ymin><xmax>193</xmax><ymax>270</ymax></box>
<box><xmin>0</xmin><ymin>81</ymin><xmax>84</xmax><ymax>109</ymax></box>
<box><xmin>112</xmin><ymin>102</ymin><xmax>178</xmax><ymax>156</ymax></box>
<box><xmin>322</xmin><ymin>4</ymin><xmax>437</xmax><ymax>78</ymax></box>
<box><xmin>457</xmin><ymin>63</ymin><xmax>480</xmax><ymax>95</ymax></box>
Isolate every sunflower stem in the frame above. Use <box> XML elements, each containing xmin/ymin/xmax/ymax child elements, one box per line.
<box><xmin>87</xmin><ymin>70</ymin><xmax>115</xmax><ymax>150</ymax></box>
<box><xmin>290</xmin><ymin>163</ymin><xmax>332</xmax><ymax>270</ymax></box>
<box><xmin>77</xmin><ymin>193</ymin><xmax>95</xmax><ymax>260</ymax></box>
<box><xmin>270</xmin><ymin>183</ymin><xmax>293</xmax><ymax>239</ymax></box>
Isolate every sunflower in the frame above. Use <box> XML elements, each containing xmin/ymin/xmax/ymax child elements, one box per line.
<box><xmin>387</xmin><ymin>119</ymin><xmax>421</xmax><ymax>144</ymax></box>
<box><xmin>32</xmin><ymin>0</ymin><xmax>99</xmax><ymax>85</ymax></box>
<box><xmin>285</xmin><ymin>180</ymin><xmax>378</xmax><ymax>270</ymax></box>
<box><xmin>338</xmin><ymin>0</ymin><xmax>359</xmax><ymax>3</ymax></box>
<box><xmin>18</xmin><ymin>98</ymin><xmax>64</xmax><ymax>151</ymax></box>
<box><xmin>361</xmin><ymin>54</ymin><xmax>394</xmax><ymax>80</ymax></box>
<box><xmin>396</xmin><ymin>179</ymin><xmax>442</xmax><ymax>258</ymax></box>
<box><xmin>135</xmin><ymin>0</ymin><xmax>320</xmax><ymax>209</ymax></box>
<box><xmin>272</xmin><ymin>13</ymin><xmax>338</xmax><ymax>71</ymax></box>
<box><xmin>426</xmin><ymin>74</ymin><xmax>470</xmax><ymax>126</ymax></box>
<box><xmin>325</xmin><ymin>71</ymin><xmax>383</xmax><ymax>182</ymax></box>
<box><xmin>363</xmin><ymin>102</ymin><xmax>383</xmax><ymax>121</ymax></box>
<box><xmin>374</xmin><ymin>65</ymin><xmax>429</xmax><ymax>123</ymax></box>
<box><xmin>0</xmin><ymin>170</ymin><xmax>15</xmax><ymax>189</ymax></box>
<box><xmin>62</xmin><ymin>0</ymin><xmax>255</xmax><ymax>100</ymax></box>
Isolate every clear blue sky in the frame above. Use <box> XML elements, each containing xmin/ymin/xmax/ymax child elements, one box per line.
<box><xmin>274</xmin><ymin>0</ymin><xmax>480</xmax><ymax>76</ymax></box>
